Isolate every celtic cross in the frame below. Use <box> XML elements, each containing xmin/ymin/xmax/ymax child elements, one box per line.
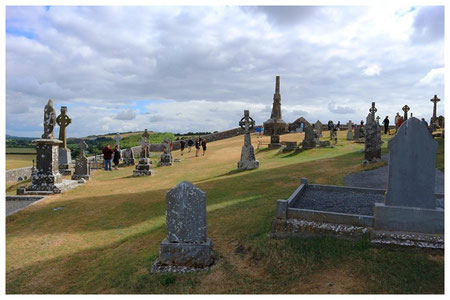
<box><xmin>56</xmin><ymin>106</ymin><xmax>72</xmax><ymax>148</ymax></box>
<box><xmin>369</xmin><ymin>102</ymin><xmax>377</xmax><ymax>119</ymax></box>
<box><xmin>402</xmin><ymin>105</ymin><xmax>410</xmax><ymax>120</ymax></box>
<box><xmin>430</xmin><ymin>95</ymin><xmax>440</xmax><ymax>123</ymax></box>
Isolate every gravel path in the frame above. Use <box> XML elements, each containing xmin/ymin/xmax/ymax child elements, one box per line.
<box><xmin>344</xmin><ymin>155</ymin><xmax>445</xmax><ymax>194</ymax></box>
<box><xmin>6</xmin><ymin>199</ymin><xmax>41</xmax><ymax>216</ymax></box>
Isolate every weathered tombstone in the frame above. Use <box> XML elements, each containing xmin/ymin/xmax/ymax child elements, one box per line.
<box><xmin>18</xmin><ymin>100</ymin><xmax>63</xmax><ymax>194</ymax></box>
<box><xmin>346</xmin><ymin>120</ymin><xmax>353</xmax><ymax>140</ymax></box>
<box><xmin>122</xmin><ymin>148</ymin><xmax>135</xmax><ymax>166</ymax></box>
<box><xmin>402</xmin><ymin>104</ymin><xmax>410</xmax><ymax>121</ymax></box>
<box><xmin>154</xmin><ymin>181</ymin><xmax>214</xmax><ymax>269</ymax></box>
<box><xmin>158</xmin><ymin>138</ymin><xmax>173</xmax><ymax>166</ymax></box>
<box><xmin>281</xmin><ymin>141</ymin><xmax>298</xmax><ymax>152</ymax></box>
<box><xmin>364</xmin><ymin>110</ymin><xmax>383</xmax><ymax>162</ymax></box>
<box><xmin>56</xmin><ymin>106</ymin><xmax>74</xmax><ymax>175</ymax></box>
<box><xmin>72</xmin><ymin>140</ymin><xmax>91</xmax><ymax>181</ymax></box>
<box><xmin>438</xmin><ymin>115</ymin><xmax>444</xmax><ymax>128</ymax></box>
<box><xmin>237</xmin><ymin>110</ymin><xmax>259</xmax><ymax>170</ymax></box>
<box><xmin>263</xmin><ymin>76</ymin><xmax>288</xmax><ymax>135</ymax></box>
<box><xmin>374</xmin><ymin>117</ymin><xmax>443</xmax><ymax>234</ymax></box>
<box><xmin>314</xmin><ymin>120</ymin><xmax>323</xmax><ymax>137</ymax></box>
<box><xmin>301</xmin><ymin>121</ymin><xmax>316</xmax><ymax>149</ymax></box>
<box><xmin>133</xmin><ymin>130</ymin><xmax>154</xmax><ymax>176</ymax></box>
<box><xmin>430</xmin><ymin>95</ymin><xmax>440</xmax><ymax>126</ymax></box>
<box><xmin>114</xmin><ymin>132</ymin><xmax>121</xmax><ymax>147</ymax></box>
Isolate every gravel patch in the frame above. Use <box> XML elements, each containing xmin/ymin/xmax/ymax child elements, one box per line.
<box><xmin>6</xmin><ymin>199</ymin><xmax>42</xmax><ymax>216</ymax></box>
<box><xmin>291</xmin><ymin>189</ymin><xmax>384</xmax><ymax>216</ymax></box>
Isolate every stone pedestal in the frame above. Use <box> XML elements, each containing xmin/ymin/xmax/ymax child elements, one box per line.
<box><xmin>238</xmin><ymin>144</ymin><xmax>259</xmax><ymax>170</ymax></box>
<box><xmin>268</xmin><ymin>135</ymin><xmax>282</xmax><ymax>149</ymax></box>
<box><xmin>133</xmin><ymin>157</ymin><xmax>154</xmax><ymax>176</ymax></box>
<box><xmin>22</xmin><ymin>139</ymin><xmax>63</xmax><ymax>194</ymax></box>
<box><xmin>158</xmin><ymin>153</ymin><xmax>173</xmax><ymax>166</ymax></box>
<box><xmin>158</xmin><ymin>238</ymin><xmax>214</xmax><ymax>268</ymax></box>
<box><xmin>280</xmin><ymin>141</ymin><xmax>298</xmax><ymax>152</ymax></box>
<box><xmin>71</xmin><ymin>155</ymin><xmax>91</xmax><ymax>181</ymax></box>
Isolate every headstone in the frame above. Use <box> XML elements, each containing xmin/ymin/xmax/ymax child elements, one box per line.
<box><xmin>156</xmin><ymin>181</ymin><xmax>214</xmax><ymax>268</ymax></box>
<box><xmin>71</xmin><ymin>140</ymin><xmax>91</xmax><ymax>181</ymax></box>
<box><xmin>437</xmin><ymin>115</ymin><xmax>444</xmax><ymax>128</ymax></box>
<box><xmin>346</xmin><ymin>121</ymin><xmax>353</xmax><ymax>140</ymax></box>
<box><xmin>268</xmin><ymin>134</ymin><xmax>281</xmax><ymax>149</ymax></box>
<box><xmin>19</xmin><ymin>100</ymin><xmax>63</xmax><ymax>194</ymax></box>
<box><xmin>402</xmin><ymin>104</ymin><xmax>410</xmax><ymax>121</ymax></box>
<box><xmin>301</xmin><ymin>121</ymin><xmax>316</xmax><ymax>149</ymax></box>
<box><xmin>56</xmin><ymin>106</ymin><xmax>74</xmax><ymax>175</ymax></box>
<box><xmin>133</xmin><ymin>130</ymin><xmax>154</xmax><ymax>176</ymax></box>
<box><xmin>122</xmin><ymin>148</ymin><xmax>135</xmax><ymax>166</ymax></box>
<box><xmin>430</xmin><ymin>95</ymin><xmax>440</xmax><ymax>126</ymax></box>
<box><xmin>314</xmin><ymin>120</ymin><xmax>323</xmax><ymax>137</ymax></box>
<box><xmin>364</xmin><ymin>111</ymin><xmax>383</xmax><ymax>162</ymax></box>
<box><xmin>374</xmin><ymin>117</ymin><xmax>443</xmax><ymax>234</ymax></box>
<box><xmin>114</xmin><ymin>133</ymin><xmax>121</xmax><ymax>147</ymax></box>
<box><xmin>280</xmin><ymin>141</ymin><xmax>298</xmax><ymax>152</ymax></box>
<box><xmin>263</xmin><ymin>76</ymin><xmax>288</xmax><ymax>136</ymax></box>
<box><xmin>158</xmin><ymin>138</ymin><xmax>173</xmax><ymax>166</ymax></box>
<box><xmin>237</xmin><ymin>110</ymin><xmax>259</xmax><ymax>170</ymax></box>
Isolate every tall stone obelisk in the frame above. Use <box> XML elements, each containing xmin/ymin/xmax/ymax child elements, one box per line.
<box><xmin>263</xmin><ymin>76</ymin><xmax>288</xmax><ymax>136</ymax></box>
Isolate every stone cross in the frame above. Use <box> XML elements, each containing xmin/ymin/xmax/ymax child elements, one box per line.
<box><xmin>78</xmin><ymin>140</ymin><xmax>88</xmax><ymax>157</ymax></box>
<box><xmin>56</xmin><ymin>106</ymin><xmax>71</xmax><ymax>148</ymax></box>
<box><xmin>430</xmin><ymin>95</ymin><xmax>440</xmax><ymax>124</ymax></box>
<box><xmin>402</xmin><ymin>105</ymin><xmax>410</xmax><ymax>120</ymax></box>
<box><xmin>369</xmin><ymin>102</ymin><xmax>377</xmax><ymax>119</ymax></box>
<box><xmin>376</xmin><ymin>116</ymin><xmax>380</xmax><ymax>125</ymax></box>
<box><xmin>239</xmin><ymin>110</ymin><xmax>255</xmax><ymax>147</ymax></box>
<box><xmin>42</xmin><ymin>99</ymin><xmax>56</xmax><ymax>139</ymax></box>
<box><xmin>140</xmin><ymin>136</ymin><xmax>149</xmax><ymax>158</ymax></box>
<box><xmin>114</xmin><ymin>133</ymin><xmax>121</xmax><ymax>147</ymax></box>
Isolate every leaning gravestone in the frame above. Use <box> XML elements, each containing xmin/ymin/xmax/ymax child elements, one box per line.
<box><xmin>237</xmin><ymin>110</ymin><xmax>259</xmax><ymax>170</ymax></box>
<box><xmin>133</xmin><ymin>130</ymin><xmax>154</xmax><ymax>176</ymax></box>
<box><xmin>346</xmin><ymin>121</ymin><xmax>353</xmax><ymax>140</ymax></box>
<box><xmin>314</xmin><ymin>120</ymin><xmax>323</xmax><ymax>137</ymax></box>
<box><xmin>122</xmin><ymin>148</ymin><xmax>135</xmax><ymax>166</ymax></box>
<box><xmin>18</xmin><ymin>99</ymin><xmax>63</xmax><ymax>194</ymax></box>
<box><xmin>373</xmin><ymin>117</ymin><xmax>443</xmax><ymax>234</ymax></box>
<box><xmin>158</xmin><ymin>138</ymin><xmax>173</xmax><ymax>166</ymax></box>
<box><xmin>72</xmin><ymin>140</ymin><xmax>91</xmax><ymax>181</ymax></box>
<box><xmin>153</xmin><ymin>181</ymin><xmax>214</xmax><ymax>271</ymax></box>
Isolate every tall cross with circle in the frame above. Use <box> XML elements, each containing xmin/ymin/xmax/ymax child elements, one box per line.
<box><xmin>402</xmin><ymin>105</ymin><xmax>410</xmax><ymax>120</ymax></box>
<box><xmin>56</xmin><ymin>106</ymin><xmax>72</xmax><ymax>149</ymax></box>
<box><xmin>239</xmin><ymin>110</ymin><xmax>255</xmax><ymax>146</ymax></box>
<box><xmin>369</xmin><ymin>102</ymin><xmax>377</xmax><ymax>119</ymax></box>
<box><xmin>430</xmin><ymin>95</ymin><xmax>440</xmax><ymax>123</ymax></box>
<box><xmin>140</xmin><ymin>129</ymin><xmax>150</xmax><ymax>158</ymax></box>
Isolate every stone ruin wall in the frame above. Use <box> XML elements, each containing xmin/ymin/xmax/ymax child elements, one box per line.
<box><xmin>6</xmin><ymin>167</ymin><xmax>33</xmax><ymax>184</ymax></box>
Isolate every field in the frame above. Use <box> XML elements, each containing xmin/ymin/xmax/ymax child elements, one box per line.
<box><xmin>5</xmin><ymin>131</ymin><xmax>444</xmax><ymax>294</ymax></box>
<box><xmin>6</xmin><ymin>154</ymin><xmax>35</xmax><ymax>170</ymax></box>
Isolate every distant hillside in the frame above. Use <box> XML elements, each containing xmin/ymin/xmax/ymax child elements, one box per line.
<box><xmin>6</xmin><ymin>135</ymin><xmax>37</xmax><ymax>140</ymax></box>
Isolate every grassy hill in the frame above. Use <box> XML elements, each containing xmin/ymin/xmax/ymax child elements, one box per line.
<box><xmin>5</xmin><ymin>131</ymin><xmax>444</xmax><ymax>294</ymax></box>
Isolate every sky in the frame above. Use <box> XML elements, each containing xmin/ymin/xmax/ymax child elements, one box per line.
<box><xmin>5</xmin><ymin>4</ymin><xmax>445</xmax><ymax>138</ymax></box>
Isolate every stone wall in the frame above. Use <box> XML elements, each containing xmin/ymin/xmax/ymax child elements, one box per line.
<box><xmin>6</xmin><ymin>167</ymin><xmax>33</xmax><ymax>183</ymax></box>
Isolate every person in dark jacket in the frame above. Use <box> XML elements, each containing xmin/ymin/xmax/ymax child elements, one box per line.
<box><xmin>195</xmin><ymin>138</ymin><xmax>200</xmax><ymax>157</ymax></box>
<box><xmin>102</xmin><ymin>144</ymin><xmax>114</xmax><ymax>171</ymax></box>
<box><xmin>187</xmin><ymin>139</ymin><xmax>194</xmax><ymax>153</ymax></box>
<box><xmin>201</xmin><ymin>138</ymin><xmax>207</xmax><ymax>156</ymax></box>
<box><xmin>383</xmin><ymin>116</ymin><xmax>390</xmax><ymax>135</ymax></box>
<box><xmin>180</xmin><ymin>139</ymin><xmax>186</xmax><ymax>156</ymax></box>
<box><xmin>113</xmin><ymin>145</ymin><xmax>121</xmax><ymax>170</ymax></box>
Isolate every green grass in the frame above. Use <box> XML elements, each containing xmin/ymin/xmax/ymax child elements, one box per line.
<box><xmin>6</xmin><ymin>154</ymin><xmax>35</xmax><ymax>170</ymax></box>
<box><xmin>6</xmin><ymin>147</ymin><xmax>36</xmax><ymax>154</ymax></box>
<box><xmin>5</xmin><ymin>132</ymin><xmax>444</xmax><ymax>294</ymax></box>
<box><xmin>436</xmin><ymin>137</ymin><xmax>444</xmax><ymax>172</ymax></box>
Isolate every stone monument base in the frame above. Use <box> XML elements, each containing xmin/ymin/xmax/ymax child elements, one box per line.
<box><xmin>374</xmin><ymin>203</ymin><xmax>444</xmax><ymax>234</ymax></box>
<box><xmin>268</xmin><ymin>135</ymin><xmax>282</xmax><ymax>149</ymax></box>
<box><xmin>318</xmin><ymin>141</ymin><xmax>330</xmax><ymax>147</ymax></box>
<box><xmin>346</xmin><ymin>132</ymin><xmax>353</xmax><ymax>140</ymax></box>
<box><xmin>133</xmin><ymin>169</ymin><xmax>154</xmax><ymax>176</ymax></box>
<box><xmin>133</xmin><ymin>158</ymin><xmax>153</xmax><ymax>176</ymax></box>
<box><xmin>72</xmin><ymin>174</ymin><xmax>91</xmax><ymax>181</ymax></box>
<box><xmin>123</xmin><ymin>158</ymin><xmax>135</xmax><ymax>166</ymax></box>
<box><xmin>280</xmin><ymin>142</ymin><xmax>298</xmax><ymax>152</ymax></box>
<box><xmin>158</xmin><ymin>238</ymin><xmax>214</xmax><ymax>268</ymax></box>
<box><xmin>59</xmin><ymin>163</ymin><xmax>75</xmax><ymax>176</ymax></box>
<box><xmin>158</xmin><ymin>154</ymin><xmax>173</xmax><ymax>166</ymax></box>
<box><xmin>237</xmin><ymin>159</ymin><xmax>259</xmax><ymax>170</ymax></box>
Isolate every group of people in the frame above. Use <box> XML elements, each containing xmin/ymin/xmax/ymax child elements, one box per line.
<box><xmin>179</xmin><ymin>137</ymin><xmax>207</xmax><ymax>157</ymax></box>
<box><xmin>102</xmin><ymin>144</ymin><xmax>121</xmax><ymax>171</ymax></box>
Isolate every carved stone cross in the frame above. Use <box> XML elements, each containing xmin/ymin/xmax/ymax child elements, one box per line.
<box><xmin>402</xmin><ymin>105</ymin><xmax>410</xmax><ymax>120</ymax></box>
<box><xmin>114</xmin><ymin>133</ymin><xmax>121</xmax><ymax>147</ymax></box>
<box><xmin>78</xmin><ymin>140</ymin><xmax>88</xmax><ymax>157</ymax></box>
<box><xmin>140</xmin><ymin>130</ymin><xmax>150</xmax><ymax>158</ymax></box>
<box><xmin>369</xmin><ymin>102</ymin><xmax>377</xmax><ymax>119</ymax></box>
<box><xmin>376</xmin><ymin>116</ymin><xmax>380</xmax><ymax>125</ymax></box>
<box><xmin>430</xmin><ymin>95</ymin><xmax>440</xmax><ymax>124</ymax></box>
<box><xmin>56</xmin><ymin>106</ymin><xmax>72</xmax><ymax>148</ymax></box>
<box><xmin>239</xmin><ymin>110</ymin><xmax>255</xmax><ymax>134</ymax></box>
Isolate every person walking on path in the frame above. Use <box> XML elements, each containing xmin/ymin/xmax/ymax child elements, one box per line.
<box><xmin>180</xmin><ymin>139</ymin><xmax>186</xmax><ymax>156</ymax></box>
<box><xmin>201</xmin><ymin>137</ymin><xmax>207</xmax><ymax>156</ymax></box>
<box><xmin>383</xmin><ymin>116</ymin><xmax>390</xmax><ymax>135</ymax></box>
<box><xmin>113</xmin><ymin>145</ymin><xmax>121</xmax><ymax>170</ymax></box>
<box><xmin>188</xmin><ymin>139</ymin><xmax>194</xmax><ymax>153</ymax></box>
<box><xmin>194</xmin><ymin>138</ymin><xmax>200</xmax><ymax>157</ymax></box>
<box><xmin>102</xmin><ymin>144</ymin><xmax>114</xmax><ymax>171</ymax></box>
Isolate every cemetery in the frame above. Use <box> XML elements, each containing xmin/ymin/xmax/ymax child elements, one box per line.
<box><xmin>5</xmin><ymin>86</ymin><xmax>445</xmax><ymax>294</ymax></box>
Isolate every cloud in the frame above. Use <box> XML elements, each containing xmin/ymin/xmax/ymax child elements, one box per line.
<box><xmin>363</xmin><ymin>64</ymin><xmax>381</xmax><ymax>76</ymax></box>
<box><xmin>328</xmin><ymin>102</ymin><xmax>355</xmax><ymax>114</ymax></box>
<box><xmin>115</xmin><ymin>109</ymin><xmax>136</xmax><ymax>120</ymax></box>
<box><xmin>411</xmin><ymin>6</ymin><xmax>444</xmax><ymax>44</ymax></box>
<box><xmin>417</xmin><ymin>67</ymin><xmax>444</xmax><ymax>85</ymax></box>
